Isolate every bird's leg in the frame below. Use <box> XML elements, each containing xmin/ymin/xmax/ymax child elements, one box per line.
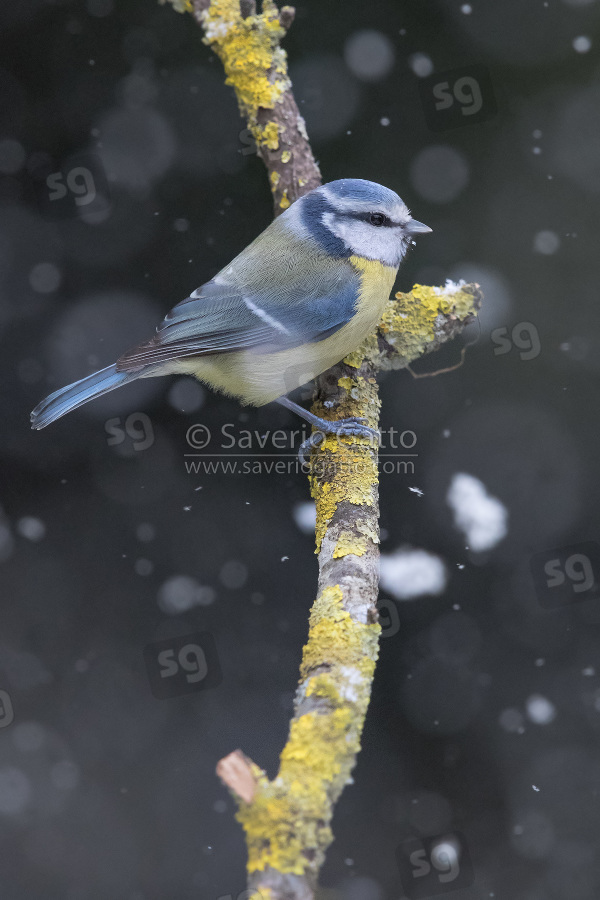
<box><xmin>275</xmin><ymin>396</ymin><xmax>380</xmax><ymax>465</ymax></box>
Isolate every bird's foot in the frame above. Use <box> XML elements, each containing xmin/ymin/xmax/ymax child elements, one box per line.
<box><xmin>298</xmin><ymin>416</ymin><xmax>380</xmax><ymax>466</ymax></box>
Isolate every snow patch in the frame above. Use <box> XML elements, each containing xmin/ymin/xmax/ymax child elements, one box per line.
<box><xmin>380</xmin><ymin>548</ymin><xmax>447</xmax><ymax>600</ymax></box>
<box><xmin>447</xmin><ymin>472</ymin><xmax>508</xmax><ymax>552</ymax></box>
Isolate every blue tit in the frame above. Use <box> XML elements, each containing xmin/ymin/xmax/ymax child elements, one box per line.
<box><xmin>31</xmin><ymin>178</ymin><xmax>431</xmax><ymax>453</ymax></box>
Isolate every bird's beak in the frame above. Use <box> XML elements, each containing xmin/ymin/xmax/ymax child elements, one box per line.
<box><xmin>404</xmin><ymin>219</ymin><xmax>432</xmax><ymax>234</ymax></box>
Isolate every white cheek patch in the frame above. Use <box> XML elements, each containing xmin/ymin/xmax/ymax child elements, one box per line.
<box><xmin>323</xmin><ymin>212</ymin><xmax>408</xmax><ymax>268</ymax></box>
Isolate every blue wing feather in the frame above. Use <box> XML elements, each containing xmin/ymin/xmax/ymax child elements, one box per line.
<box><xmin>117</xmin><ymin>248</ymin><xmax>361</xmax><ymax>370</ymax></box>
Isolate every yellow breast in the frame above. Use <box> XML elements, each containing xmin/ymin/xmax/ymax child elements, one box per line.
<box><xmin>346</xmin><ymin>255</ymin><xmax>399</xmax><ymax>335</ymax></box>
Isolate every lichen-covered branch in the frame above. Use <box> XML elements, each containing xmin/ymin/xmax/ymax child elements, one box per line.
<box><xmin>161</xmin><ymin>0</ymin><xmax>322</xmax><ymax>211</ymax></box>
<box><xmin>224</xmin><ymin>284</ymin><xmax>481</xmax><ymax>900</ymax></box>
<box><xmin>158</xmin><ymin>2</ymin><xmax>482</xmax><ymax>898</ymax></box>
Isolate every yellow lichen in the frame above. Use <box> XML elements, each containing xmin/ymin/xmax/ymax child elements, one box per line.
<box><xmin>344</xmin><ymin>333</ymin><xmax>378</xmax><ymax>369</ymax></box>
<box><xmin>310</xmin><ymin>444</ymin><xmax>377</xmax><ymax>553</ymax></box>
<box><xmin>305</xmin><ymin>673</ymin><xmax>343</xmax><ymax>704</ymax></box>
<box><xmin>337</xmin><ymin>375</ymin><xmax>353</xmax><ymax>392</ymax></box>
<box><xmin>309</xmin><ymin>364</ymin><xmax>380</xmax><ymax>553</ymax></box>
<box><xmin>237</xmin><ymin>585</ymin><xmax>379</xmax><ymax>876</ymax></box>
<box><xmin>199</xmin><ymin>0</ymin><xmax>290</xmax><ymax>119</ymax></box>
<box><xmin>251</xmin><ymin>120</ymin><xmax>281</xmax><ymax>150</ymax></box>
<box><xmin>333</xmin><ymin>530</ymin><xmax>367</xmax><ymax>559</ymax></box>
<box><xmin>279</xmin><ymin>190</ymin><xmax>290</xmax><ymax>209</ymax></box>
<box><xmin>379</xmin><ymin>283</ymin><xmax>478</xmax><ymax>363</ymax></box>
<box><xmin>302</xmin><ymin>585</ymin><xmax>379</xmax><ymax>676</ymax></box>
<box><xmin>238</xmin><ymin>710</ymin><xmax>350</xmax><ymax>874</ymax></box>
<box><xmin>270</xmin><ymin>170</ymin><xmax>281</xmax><ymax>187</ymax></box>
<box><xmin>281</xmin><ymin>150</ymin><xmax>291</xmax><ymax>163</ymax></box>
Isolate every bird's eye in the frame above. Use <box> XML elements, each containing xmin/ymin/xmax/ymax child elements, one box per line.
<box><xmin>369</xmin><ymin>212</ymin><xmax>388</xmax><ymax>227</ymax></box>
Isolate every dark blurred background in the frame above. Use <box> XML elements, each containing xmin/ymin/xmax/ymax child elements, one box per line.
<box><xmin>1</xmin><ymin>0</ymin><xmax>600</xmax><ymax>898</ymax></box>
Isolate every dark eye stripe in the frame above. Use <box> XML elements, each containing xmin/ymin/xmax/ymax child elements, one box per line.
<box><xmin>350</xmin><ymin>211</ymin><xmax>395</xmax><ymax>227</ymax></box>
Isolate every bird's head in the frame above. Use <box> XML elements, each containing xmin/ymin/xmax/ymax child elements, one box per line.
<box><xmin>294</xmin><ymin>178</ymin><xmax>431</xmax><ymax>269</ymax></box>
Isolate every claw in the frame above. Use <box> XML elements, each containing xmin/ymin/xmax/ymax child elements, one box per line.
<box><xmin>298</xmin><ymin>430</ymin><xmax>326</xmax><ymax>467</ymax></box>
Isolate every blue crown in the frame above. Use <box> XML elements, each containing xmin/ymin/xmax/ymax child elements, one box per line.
<box><xmin>323</xmin><ymin>178</ymin><xmax>402</xmax><ymax>206</ymax></box>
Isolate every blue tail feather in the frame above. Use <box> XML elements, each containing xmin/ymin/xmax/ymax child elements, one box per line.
<box><xmin>30</xmin><ymin>364</ymin><xmax>142</xmax><ymax>430</ymax></box>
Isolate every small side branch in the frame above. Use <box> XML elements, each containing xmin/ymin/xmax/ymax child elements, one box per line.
<box><xmin>216</xmin><ymin>750</ymin><xmax>259</xmax><ymax>804</ymax></box>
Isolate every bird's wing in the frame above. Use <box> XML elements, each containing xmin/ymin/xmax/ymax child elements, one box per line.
<box><xmin>116</xmin><ymin>241</ymin><xmax>361</xmax><ymax>371</ymax></box>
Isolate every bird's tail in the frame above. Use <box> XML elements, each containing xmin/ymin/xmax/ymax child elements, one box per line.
<box><xmin>30</xmin><ymin>364</ymin><xmax>143</xmax><ymax>430</ymax></box>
